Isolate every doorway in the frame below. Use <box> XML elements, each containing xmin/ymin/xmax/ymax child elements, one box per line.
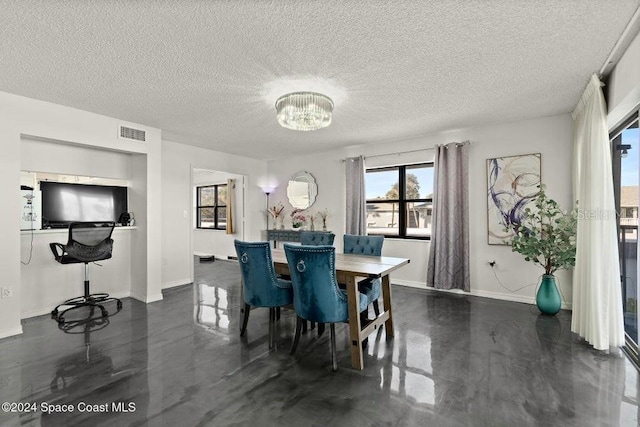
<box><xmin>190</xmin><ymin>168</ymin><xmax>245</xmax><ymax>282</ymax></box>
<box><xmin>612</xmin><ymin>111</ymin><xmax>639</xmax><ymax>366</ymax></box>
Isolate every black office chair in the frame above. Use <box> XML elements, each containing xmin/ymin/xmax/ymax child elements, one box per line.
<box><xmin>50</xmin><ymin>222</ymin><xmax>122</xmax><ymax>323</ymax></box>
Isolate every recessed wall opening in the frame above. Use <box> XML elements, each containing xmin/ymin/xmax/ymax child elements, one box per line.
<box><xmin>188</xmin><ymin>167</ymin><xmax>245</xmax><ymax>285</ymax></box>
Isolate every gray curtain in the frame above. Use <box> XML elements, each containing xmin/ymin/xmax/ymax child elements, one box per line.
<box><xmin>345</xmin><ymin>155</ymin><xmax>366</xmax><ymax>235</ymax></box>
<box><xmin>427</xmin><ymin>142</ymin><xmax>470</xmax><ymax>291</ymax></box>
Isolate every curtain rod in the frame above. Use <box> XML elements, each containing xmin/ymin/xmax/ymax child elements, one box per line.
<box><xmin>340</xmin><ymin>147</ymin><xmax>434</xmax><ymax>163</ymax></box>
<box><xmin>340</xmin><ymin>141</ymin><xmax>470</xmax><ymax>163</ymax></box>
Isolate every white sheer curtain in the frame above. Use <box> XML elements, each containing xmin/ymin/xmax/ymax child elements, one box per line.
<box><xmin>571</xmin><ymin>74</ymin><xmax>624</xmax><ymax>350</ymax></box>
<box><xmin>345</xmin><ymin>156</ymin><xmax>366</xmax><ymax>235</ymax></box>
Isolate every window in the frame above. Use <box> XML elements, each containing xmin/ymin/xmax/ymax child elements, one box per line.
<box><xmin>611</xmin><ymin>111</ymin><xmax>639</xmax><ymax>364</ymax></box>
<box><xmin>365</xmin><ymin>163</ymin><xmax>434</xmax><ymax>239</ymax></box>
<box><xmin>196</xmin><ymin>184</ymin><xmax>227</xmax><ymax>230</ymax></box>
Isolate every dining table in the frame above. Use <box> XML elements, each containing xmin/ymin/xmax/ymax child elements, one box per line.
<box><xmin>270</xmin><ymin>248</ymin><xmax>410</xmax><ymax>370</ymax></box>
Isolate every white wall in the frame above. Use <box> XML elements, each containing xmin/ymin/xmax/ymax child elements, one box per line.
<box><xmin>262</xmin><ymin>150</ymin><xmax>350</xmax><ymax>242</ymax></box>
<box><xmin>267</xmin><ymin>114</ymin><xmax>574</xmax><ymax>307</ymax></box>
<box><xmin>20</xmin><ymin>228</ymin><xmax>133</xmax><ymax>318</ymax></box>
<box><xmin>192</xmin><ymin>169</ymin><xmax>245</xmax><ymax>260</ymax></box>
<box><xmin>607</xmin><ymin>29</ymin><xmax>640</xmax><ymax>129</ymax></box>
<box><xmin>0</xmin><ymin>90</ymin><xmax>162</xmax><ymax>339</ymax></box>
<box><xmin>161</xmin><ymin>140</ymin><xmax>267</xmax><ymax>289</ymax></box>
<box><xmin>21</xmin><ymin>137</ymin><xmax>132</xmax><ymax>179</ymax></box>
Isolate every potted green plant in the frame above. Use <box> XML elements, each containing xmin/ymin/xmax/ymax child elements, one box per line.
<box><xmin>506</xmin><ymin>185</ymin><xmax>577</xmax><ymax>315</ymax></box>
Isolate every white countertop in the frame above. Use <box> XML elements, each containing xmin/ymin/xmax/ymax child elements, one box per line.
<box><xmin>21</xmin><ymin>226</ymin><xmax>137</xmax><ymax>235</ymax></box>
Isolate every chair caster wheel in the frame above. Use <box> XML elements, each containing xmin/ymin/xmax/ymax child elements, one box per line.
<box><xmin>100</xmin><ymin>309</ymin><xmax>108</xmax><ymax>318</ymax></box>
<box><xmin>117</xmin><ymin>301</ymin><xmax>122</xmax><ymax>309</ymax></box>
<box><xmin>51</xmin><ymin>310</ymin><xmax>58</xmax><ymax>318</ymax></box>
<box><xmin>57</xmin><ymin>317</ymin><xmax>65</xmax><ymax>324</ymax></box>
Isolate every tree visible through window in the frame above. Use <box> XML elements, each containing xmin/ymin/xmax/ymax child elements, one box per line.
<box><xmin>197</xmin><ymin>184</ymin><xmax>227</xmax><ymax>230</ymax></box>
<box><xmin>365</xmin><ymin>163</ymin><xmax>433</xmax><ymax>238</ymax></box>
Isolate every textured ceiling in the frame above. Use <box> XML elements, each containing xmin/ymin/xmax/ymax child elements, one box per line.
<box><xmin>1</xmin><ymin>1</ymin><xmax>638</xmax><ymax>160</ymax></box>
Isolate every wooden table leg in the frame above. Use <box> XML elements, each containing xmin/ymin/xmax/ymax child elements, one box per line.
<box><xmin>382</xmin><ymin>275</ymin><xmax>394</xmax><ymax>338</ymax></box>
<box><xmin>345</xmin><ymin>275</ymin><xmax>364</xmax><ymax>370</ymax></box>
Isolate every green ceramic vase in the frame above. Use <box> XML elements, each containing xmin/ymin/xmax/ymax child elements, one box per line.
<box><xmin>537</xmin><ymin>274</ymin><xmax>561</xmax><ymax>315</ymax></box>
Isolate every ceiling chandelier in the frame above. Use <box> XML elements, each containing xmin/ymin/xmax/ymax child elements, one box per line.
<box><xmin>275</xmin><ymin>92</ymin><xmax>334</xmax><ymax>131</ymax></box>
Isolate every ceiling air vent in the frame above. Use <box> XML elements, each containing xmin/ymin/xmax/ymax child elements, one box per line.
<box><xmin>119</xmin><ymin>125</ymin><xmax>146</xmax><ymax>142</ymax></box>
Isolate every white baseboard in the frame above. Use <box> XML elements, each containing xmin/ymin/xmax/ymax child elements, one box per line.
<box><xmin>24</xmin><ymin>290</ymin><xmax>164</xmax><ymax>317</ymax></box>
<box><xmin>21</xmin><ymin>307</ymin><xmax>54</xmax><ymax>319</ymax></box>
<box><xmin>130</xmin><ymin>292</ymin><xmax>163</xmax><ymax>303</ymax></box>
<box><xmin>162</xmin><ymin>279</ymin><xmax>192</xmax><ymax>289</ymax></box>
<box><xmin>392</xmin><ymin>279</ymin><xmax>572</xmax><ymax>310</ymax></box>
<box><xmin>0</xmin><ymin>326</ymin><xmax>23</xmax><ymax>340</ymax></box>
<box><xmin>392</xmin><ymin>279</ymin><xmax>425</xmax><ymax>289</ymax></box>
<box><xmin>21</xmin><ymin>291</ymin><xmax>132</xmax><ymax>320</ymax></box>
<box><xmin>468</xmin><ymin>288</ymin><xmax>535</xmax><ymax>305</ymax></box>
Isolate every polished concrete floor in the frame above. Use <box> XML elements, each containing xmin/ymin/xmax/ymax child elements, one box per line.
<box><xmin>1</xmin><ymin>259</ymin><xmax>639</xmax><ymax>426</ymax></box>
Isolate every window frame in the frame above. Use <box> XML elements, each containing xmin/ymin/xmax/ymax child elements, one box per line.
<box><xmin>365</xmin><ymin>162</ymin><xmax>434</xmax><ymax>240</ymax></box>
<box><xmin>196</xmin><ymin>184</ymin><xmax>227</xmax><ymax>230</ymax></box>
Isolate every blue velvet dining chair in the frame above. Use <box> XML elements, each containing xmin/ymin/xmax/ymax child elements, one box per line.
<box><xmin>300</xmin><ymin>231</ymin><xmax>335</xmax><ymax>246</ymax></box>
<box><xmin>284</xmin><ymin>244</ymin><xmax>368</xmax><ymax>371</ymax></box>
<box><xmin>343</xmin><ymin>234</ymin><xmax>385</xmax><ymax>317</ymax></box>
<box><xmin>299</xmin><ymin>231</ymin><xmax>335</xmax><ymax>336</ymax></box>
<box><xmin>234</xmin><ymin>240</ymin><xmax>293</xmax><ymax>349</ymax></box>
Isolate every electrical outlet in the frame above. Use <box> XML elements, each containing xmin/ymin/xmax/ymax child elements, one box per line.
<box><xmin>1</xmin><ymin>287</ymin><xmax>12</xmax><ymax>298</ymax></box>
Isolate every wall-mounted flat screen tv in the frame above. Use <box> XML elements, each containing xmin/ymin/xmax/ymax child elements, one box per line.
<box><xmin>40</xmin><ymin>181</ymin><xmax>128</xmax><ymax>228</ymax></box>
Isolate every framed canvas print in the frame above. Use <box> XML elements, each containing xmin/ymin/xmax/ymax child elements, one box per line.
<box><xmin>487</xmin><ymin>153</ymin><xmax>541</xmax><ymax>245</ymax></box>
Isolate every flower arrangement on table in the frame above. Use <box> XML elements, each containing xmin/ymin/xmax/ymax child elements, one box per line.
<box><xmin>267</xmin><ymin>202</ymin><xmax>285</xmax><ymax>229</ymax></box>
<box><xmin>290</xmin><ymin>208</ymin><xmax>307</xmax><ymax>229</ymax></box>
<box><xmin>318</xmin><ymin>209</ymin><xmax>329</xmax><ymax>231</ymax></box>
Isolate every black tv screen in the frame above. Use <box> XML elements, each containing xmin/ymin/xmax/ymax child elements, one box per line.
<box><xmin>40</xmin><ymin>181</ymin><xmax>128</xmax><ymax>227</ymax></box>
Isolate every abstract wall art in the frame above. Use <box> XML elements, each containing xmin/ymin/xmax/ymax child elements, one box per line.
<box><xmin>487</xmin><ymin>153</ymin><xmax>541</xmax><ymax>245</ymax></box>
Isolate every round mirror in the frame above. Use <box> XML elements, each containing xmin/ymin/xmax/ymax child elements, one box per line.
<box><xmin>287</xmin><ymin>171</ymin><xmax>318</xmax><ymax>209</ymax></box>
